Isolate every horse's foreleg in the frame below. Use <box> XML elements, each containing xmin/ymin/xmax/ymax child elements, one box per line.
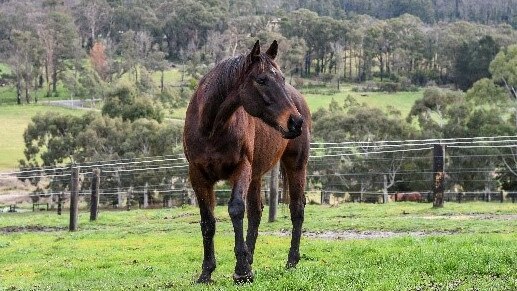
<box><xmin>245</xmin><ymin>179</ymin><xmax>263</xmax><ymax>265</ymax></box>
<box><xmin>284</xmin><ymin>166</ymin><xmax>307</xmax><ymax>269</ymax></box>
<box><xmin>190</xmin><ymin>168</ymin><xmax>216</xmax><ymax>284</ymax></box>
<box><xmin>228</xmin><ymin>160</ymin><xmax>253</xmax><ymax>284</ymax></box>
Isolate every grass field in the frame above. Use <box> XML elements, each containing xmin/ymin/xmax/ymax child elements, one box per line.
<box><xmin>0</xmin><ymin>105</ymin><xmax>85</xmax><ymax>171</ymax></box>
<box><xmin>1</xmin><ymin>202</ymin><xmax>516</xmax><ymax>290</ymax></box>
<box><xmin>303</xmin><ymin>88</ymin><xmax>422</xmax><ymax>116</ymax></box>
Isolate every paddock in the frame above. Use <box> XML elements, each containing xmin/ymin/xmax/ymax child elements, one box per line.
<box><xmin>1</xmin><ymin>202</ymin><xmax>516</xmax><ymax>290</ymax></box>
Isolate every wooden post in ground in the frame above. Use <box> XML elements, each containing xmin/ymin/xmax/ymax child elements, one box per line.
<box><xmin>127</xmin><ymin>187</ymin><xmax>132</xmax><ymax>211</ymax></box>
<box><xmin>268</xmin><ymin>163</ymin><xmax>280</xmax><ymax>222</ymax></box>
<box><xmin>69</xmin><ymin>165</ymin><xmax>80</xmax><ymax>231</ymax></box>
<box><xmin>57</xmin><ymin>193</ymin><xmax>63</xmax><ymax>215</ymax></box>
<box><xmin>90</xmin><ymin>168</ymin><xmax>100</xmax><ymax>221</ymax></box>
<box><xmin>433</xmin><ymin>144</ymin><xmax>445</xmax><ymax>208</ymax></box>
<box><xmin>143</xmin><ymin>182</ymin><xmax>149</xmax><ymax>208</ymax></box>
<box><xmin>382</xmin><ymin>174</ymin><xmax>389</xmax><ymax>204</ymax></box>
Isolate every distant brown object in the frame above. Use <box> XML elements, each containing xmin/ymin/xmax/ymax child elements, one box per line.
<box><xmin>395</xmin><ymin>192</ymin><xmax>422</xmax><ymax>202</ymax></box>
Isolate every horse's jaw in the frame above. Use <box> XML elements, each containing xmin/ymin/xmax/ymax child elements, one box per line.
<box><xmin>273</xmin><ymin>123</ymin><xmax>302</xmax><ymax>139</ymax></box>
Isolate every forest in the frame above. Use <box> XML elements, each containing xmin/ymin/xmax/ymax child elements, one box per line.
<box><xmin>1</xmin><ymin>0</ymin><xmax>517</xmax><ymax>199</ymax></box>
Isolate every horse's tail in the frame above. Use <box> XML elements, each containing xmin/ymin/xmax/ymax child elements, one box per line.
<box><xmin>281</xmin><ymin>163</ymin><xmax>289</xmax><ymax>204</ymax></box>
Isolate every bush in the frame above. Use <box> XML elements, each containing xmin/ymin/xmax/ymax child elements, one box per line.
<box><xmin>378</xmin><ymin>82</ymin><xmax>401</xmax><ymax>93</ymax></box>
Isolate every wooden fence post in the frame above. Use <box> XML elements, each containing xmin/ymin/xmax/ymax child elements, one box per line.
<box><xmin>433</xmin><ymin>144</ymin><xmax>445</xmax><ymax>208</ymax></box>
<box><xmin>57</xmin><ymin>193</ymin><xmax>63</xmax><ymax>215</ymax></box>
<box><xmin>143</xmin><ymin>182</ymin><xmax>149</xmax><ymax>208</ymax></box>
<box><xmin>127</xmin><ymin>187</ymin><xmax>132</xmax><ymax>211</ymax></box>
<box><xmin>90</xmin><ymin>168</ymin><xmax>100</xmax><ymax>221</ymax></box>
<box><xmin>69</xmin><ymin>165</ymin><xmax>80</xmax><ymax>231</ymax></box>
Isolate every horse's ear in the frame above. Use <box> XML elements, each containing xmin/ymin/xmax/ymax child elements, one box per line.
<box><xmin>266</xmin><ymin>40</ymin><xmax>278</xmax><ymax>60</ymax></box>
<box><xmin>248</xmin><ymin>40</ymin><xmax>261</xmax><ymax>63</ymax></box>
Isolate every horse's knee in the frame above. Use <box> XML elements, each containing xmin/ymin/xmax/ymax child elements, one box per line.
<box><xmin>200</xmin><ymin>217</ymin><xmax>216</xmax><ymax>237</ymax></box>
<box><xmin>228</xmin><ymin>198</ymin><xmax>245</xmax><ymax>220</ymax></box>
<box><xmin>289</xmin><ymin>200</ymin><xmax>305</xmax><ymax>219</ymax></box>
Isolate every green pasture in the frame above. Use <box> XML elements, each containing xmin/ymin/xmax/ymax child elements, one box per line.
<box><xmin>1</xmin><ymin>202</ymin><xmax>516</xmax><ymax>290</ymax></box>
<box><xmin>0</xmin><ymin>105</ymin><xmax>85</xmax><ymax>171</ymax></box>
<box><xmin>304</xmin><ymin>88</ymin><xmax>422</xmax><ymax>116</ymax></box>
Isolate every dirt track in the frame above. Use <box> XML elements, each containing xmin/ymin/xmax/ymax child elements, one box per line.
<box><xmin>261</xmin><ymin>229</ymin><xmax>456</xmax><ymax>240</ymax></box>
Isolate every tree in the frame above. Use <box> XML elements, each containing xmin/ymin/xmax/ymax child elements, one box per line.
<box><xmin>407</xmin><ymin>87</ymin><xmax>465</xmax><ymax>138</ymax></box>
<box><xmin>101</xmin><ymin>81</ymin><xmax>164</xmax><ymax>123</ymax></box>
<box><xmin>39</xmin><ymin>10</ymin><xmax>83</xmax><ymax>96</ymax></box>
<box><xmin>6</xmin><ymin>30</ymin><xmax>42</xmax><ymax>104</ymax></box>
<box><xmin>489</xmin><ymin>44</ymin><xmax>517</xmax><ymax>126</ymax></box>
<box><xmin>90</xmin><ymin>41</ymin><xmax>109</xmax><ymax>80</ymax></box>
<box><xmin>74</xmin><ymin>0</ymin><xmax>111</xmax><ymax>48</ymax></box>
<box><xmin>160</xmin><ymin>0</ymin><xmax>226</xmax><ymax>60</ymax></box>
<box><xmin>453</xmin><ymin>35</ymin><xmax>499</xmax><ymax>91</ymax></box>
<box><xmin>311</xmin><ymin>99</ymin><xmax>415</xmax><ymax>198</ymax></box>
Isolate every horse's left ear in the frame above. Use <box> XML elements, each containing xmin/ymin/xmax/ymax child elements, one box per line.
<box><xmin>248</xmin><ymin>40</ymin><xmax>261</xmax><ymax>63</ymax></box>
<box><xmin>266</xmin><ymin>40</ymin><xmax>278</xmax><ymax>60</ymax></box>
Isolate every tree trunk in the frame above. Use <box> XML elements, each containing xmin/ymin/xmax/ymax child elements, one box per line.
<box><xmin>45</xmin><ymin>61</ymin><xmax>51</xmax><ymax>97</ymax></box>
<box><xmin>25</xmin><ymin>81</ymin><xmax>30</xmax><ymax>104</ymax></box>
<box><xmin>160</xmin><ymin>70</ymin><xmax>164</xmax><ymax>93</ymax></box>
<box><xmin>52</xmin><ymin>65</ymin><xmax>58</xmax><ymax>94</ymax></box>
<box><xmin>383</xmin><ymin>174</ymin><xmax>389</xmax><ymax>204</ymax></box>
<box><xmin>268</xmin><ymin>163</ymin><xmax>280</xmax><ymax>222</ymax></box>
<box><xmin>433</xmin><ymin>144</ymin><xmax>445</xmax><ymax>208</ymax></box>
<box><xmin>16</xmin><ymin>79</ymin><xmax>22</xmax><ymax>105</ymax></box>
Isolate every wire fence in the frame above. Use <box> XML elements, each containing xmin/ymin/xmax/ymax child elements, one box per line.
<box><xmin>2</xmin><ymin>136</ymin><xmax>517</xmax><ymax>213</ymax></box>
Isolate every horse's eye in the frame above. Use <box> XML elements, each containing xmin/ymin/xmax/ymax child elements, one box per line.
<box><xmin>256</xmin><ymin>78</ymin><xmax>266</xmax><ymax>85</ymax></box>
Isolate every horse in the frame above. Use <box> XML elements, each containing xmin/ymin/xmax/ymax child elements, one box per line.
<box><xmin>183</xmin><ymin>40</ymin><xmax>311</xmax><ymax>284</ymax></box>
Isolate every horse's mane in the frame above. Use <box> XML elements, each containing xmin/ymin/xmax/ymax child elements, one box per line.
<box><xmin>196</xmin><ymin>53</ymin><xmax>276</xmax><ymax>135</ymax></box>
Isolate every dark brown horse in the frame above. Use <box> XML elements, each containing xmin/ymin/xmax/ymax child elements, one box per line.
<box><xmin>183</xmin><ymin>40</ymin><xmax>311</xmax><ymax>284</ymax></box>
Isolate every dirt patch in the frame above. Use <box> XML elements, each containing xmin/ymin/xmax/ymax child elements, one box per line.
<box><xmin>416</xmin><ymin>214</ymin><xmax>517</xmax><ymax>221</ymax></box>
<box><xmin>261</xmin><ymin>229</ymin><xmax>455</xmax><ymax>240</ymax></box>
<box><xmin>0</xmin><ymin>225</ymin><xmax>66</xmax><ymax>233</ymax></box>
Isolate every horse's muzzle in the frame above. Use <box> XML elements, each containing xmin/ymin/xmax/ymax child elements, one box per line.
<box><xmin>284</xmin><ymin>115</ymin><xmax>303</xmax><ymax>139</ymax></box>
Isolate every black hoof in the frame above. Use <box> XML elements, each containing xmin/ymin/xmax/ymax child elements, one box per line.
<box><xmin>233</xmin><ymin>271</ymin><xmax>254</xmax><ymax>284</ymax></box>
<box><xmin>286</xmin><ymin>251</ymin><xmax>300</xmax><ymax>269</ymax></box>
<box><xmin>286</xmin><ymin>261</ymin><xmax>298</xmax><ymax>269</ymax></box>
<box><xmin>196</xmin><ymin>275</ymin><xmax>213</xmax><ymax>284</ymax></box>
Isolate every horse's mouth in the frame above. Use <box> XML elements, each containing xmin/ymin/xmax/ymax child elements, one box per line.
<box><xmin>276</xmin><ymin>124</ymin><xmax>302</xmax><ymax>139</ymax></box>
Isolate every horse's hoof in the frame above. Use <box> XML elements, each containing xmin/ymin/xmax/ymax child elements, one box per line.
<box><xmin>285</xmin><ymin>261</ymin><xmax>298</xmax><ymax>269</ymax></box>
<box><xmin>233</xmin><ymin>271</ymin><xmax>254</xmax><ymax>284</ymax></box>
<box><xmin>196</xmin><ymin>275</ymin><xmax>214</xmax><ymax>284</ymax></box>
<box><xmin>286</xmin><ymin>252</ymin><xmax>300</xmax><ymax>269</ymax></box>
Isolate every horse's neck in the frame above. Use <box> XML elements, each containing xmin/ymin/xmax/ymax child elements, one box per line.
<box><xmin>200</xmin><ymin>89</ymin><xmax>241</xmax><ymax>138</ymax></box>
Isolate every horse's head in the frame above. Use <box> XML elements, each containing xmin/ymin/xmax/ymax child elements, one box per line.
<box><xmin>238</xmin><ymin>40</ymin><xmax>303</xmax><ymax>139</ymax></box>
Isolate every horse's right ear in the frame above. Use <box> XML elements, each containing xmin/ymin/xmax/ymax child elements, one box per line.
<box><xmin>248</xmin><ymin>40</ymin><xmax>261</xmax><ymax>63</ymax></box>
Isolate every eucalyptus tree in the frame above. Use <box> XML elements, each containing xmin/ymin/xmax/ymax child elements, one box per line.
<box><xmin>311</xmin><ymin>98</ymin><xmax>415</xmax><ymax>198</ymax></box>
<box><xmin>38</xmin><ymin>9</ymin><xmax>83</xmax><ymax>96</ymax></box>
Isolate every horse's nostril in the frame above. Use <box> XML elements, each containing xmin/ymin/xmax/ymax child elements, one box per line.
<box><xmin>288</xmin><ymin>115</ymin><xmax>303</xmax><ymax>132</ymax></box>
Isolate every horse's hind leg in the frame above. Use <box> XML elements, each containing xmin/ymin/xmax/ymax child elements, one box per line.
<box><xmin>190</xmin><ymin>167</ymin><xmax>217</xmax><ymax>283</ymax></box>
<box><xmin>245</xmin><ymin>178</ymin><xmax>263</xmax><ymax>265</ymax></box>
<box><xmin>281</xmin><ymin>159</ymin><xmax>307</xmax><ymax>269</ymax></box>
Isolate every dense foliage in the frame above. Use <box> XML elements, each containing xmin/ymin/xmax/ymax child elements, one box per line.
<box><xmin>0</xmin><ymin>0</ymin><xmax>516</xmax><ymax>196</ymax></box>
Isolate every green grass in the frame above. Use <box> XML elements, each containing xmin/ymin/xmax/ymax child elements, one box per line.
<box><xmin>1</xmin><ymin>202</ymin><xmax>516</xmax><ymax>290</ymax></box>
<box><xmin>0</xmin><ymin>105</ymin><xmax>85</xmax><ymax>171</ymax></box>
<box><xmin>303</xmin><ymin>87</ymin><xmax>422</xmax><ymax>117</ymax></box>
<box><xmin>0</xmin><ymin>63</ymin><xmax>10</xmax><ymax>75</ymax></box>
